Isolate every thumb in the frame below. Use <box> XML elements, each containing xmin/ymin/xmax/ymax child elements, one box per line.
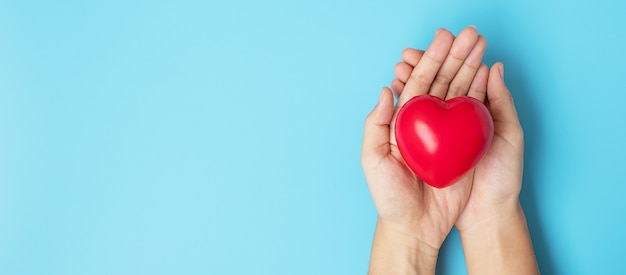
<box><xmin>487</xmin><ymin>62</ymin><xmax>520</xmax><ymax>126</ymax></box>
<box><xmin>362</xmin><ymin>87</ymin><xmax>394</xmax><ymax>163</ymax></box>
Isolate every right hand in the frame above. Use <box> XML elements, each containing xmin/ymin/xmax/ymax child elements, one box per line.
<box><xmin>391</xmin><ymin>49</ymin><xmax>525</xmax><ymax>231</ymax></box>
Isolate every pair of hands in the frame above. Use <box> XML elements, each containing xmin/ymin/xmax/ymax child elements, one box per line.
<box><xmin>362</xmin><ymin>27</ymin><xmax>530</xmax><ymax>273</ymax></box>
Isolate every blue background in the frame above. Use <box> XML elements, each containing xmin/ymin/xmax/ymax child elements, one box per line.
<box><xmin>1</xmin><ymin>0</ymin><xmax>625</xmax><ymax>274</ymax></box>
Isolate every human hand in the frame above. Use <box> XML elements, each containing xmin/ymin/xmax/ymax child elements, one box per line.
<box><xmin>394</xmin><ymin>44</ymin><xmax>537</xmax><ymax>275</ymax></box>
<box><xmin>362</xmin><ymin>26</ymin><xmax>487</xmax><ymax>273</ymax></box>
<box><xmin>454</xmin><ymin>62</ymin><xmax>525</xmax><ymax>230</ymax></box>
<box><xmin>395</xmin><ymin>51</ymin><xmax>523</xmax><ymax>232</ymax></box>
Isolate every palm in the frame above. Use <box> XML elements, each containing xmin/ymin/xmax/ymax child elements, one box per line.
<box><xmin>475</xmin><ymin>130</ymin><xmax>523</xmax><ymax>198</ymax></box>
<box><xmin>457</xmin><ymin>111</ymin><xmax>524</xmax><ymax>228</ymax></box>
<box><xmin>364</xmin><ymin>113</ymin><xmax>473</xmax><ymax>247</ymax></box>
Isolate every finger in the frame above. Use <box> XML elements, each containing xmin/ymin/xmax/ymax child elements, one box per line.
<box><xmin>398</xmin><ymin>29</ymin><xmax>454</xmax><ymax>106</ymax></box>
<box><xmin>467</xmin><ymin>64</ymin><xmax>489</xmax><ymax>102</ymax></box>
<box><xmin>362</xmin><ymin>87</ymin><xmax>395</xmax><ymax>162</ymax></box>
<box><xmin>487</xmin><ymin>63</ymin><xmax>519</xmax><ymax>126</ymax></box>
<box><xmin>401</xmin><ymin>48</ymin><xmax>425</xmax><ymax>67</ymax></box>
<box><xmin>429</xmin><ymin>26</ymin><xmax>479</xmax><ymax>99</ymax></box>
<box><xmin>390</xmin><ymin>79</ymin><xmax>405</xmax><ymax>98</ymax></box>
<box><xmin>446</xmin><ymin>35</ymin><xmax>487</xmax><ymax>100</ymax></box>
<box><xmin>394</xmin><ymin>62</ymin><xmax>414</xmax><ymax>84</ymax></box>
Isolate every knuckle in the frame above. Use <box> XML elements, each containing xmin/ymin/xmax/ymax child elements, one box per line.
<box><xmin>462</xmin><ymin>60</ymin><xmax>481</xmax><ymax>71</ymax></box>
<box><xmin>448</xmin><ymin>83</ymin><xmax>467</xmax><ymax>96</ymax></box>
<box><xmin>423</xmin><ymin>51</ymin><xmax>445</xmax><ymax>65</ymax></box>
<box><xmin>433</xmin><ymin>73</ymin><xmax>453</xmax><ymax>86</ymax></box>
<box><xmin>408</xmin><ymin>73</ymin><xmax>431</xmax><ymax>88</ymax></box>
<box><xmin>447</xmin><ymin>52</ymin><xmax>466</xmax><ymax>63</ymax></box>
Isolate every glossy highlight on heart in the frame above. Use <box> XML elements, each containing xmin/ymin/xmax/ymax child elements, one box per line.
<box><xmin>395</xmin><ymin>95</ymin><xmax>494</xmax><ymax>188</ymax></box>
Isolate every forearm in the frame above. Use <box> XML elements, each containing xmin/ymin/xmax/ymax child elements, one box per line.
<box><xmin>369</xmin><ymin>219</ymin><xmax>439</xmax><ymax>275</ymax></box>
<box><xmin>459</xmin><ymin>200</ymin><xmax>539</xmax><ymax>275</ymax></box>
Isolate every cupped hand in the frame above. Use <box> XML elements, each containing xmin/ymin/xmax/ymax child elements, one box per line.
<box><xmin>362</xmin><ymin>26</ymin><xmax>488</xmax><ymax>251</ymax></box>
<box><xmin>393</xmin><ymin>39</ymin><xmax>525</xmax><ymax>233</ymax></box>
<box><xmin>455</xmin><ymin>62</ymin><xmax>525</xmax><ymax>231</ymax></box>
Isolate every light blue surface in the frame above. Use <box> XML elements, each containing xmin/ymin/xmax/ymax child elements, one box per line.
<box><xmin>1</xmin><ymin>0</ymin><xmax>625</xmax><ymax>274</ymax></box>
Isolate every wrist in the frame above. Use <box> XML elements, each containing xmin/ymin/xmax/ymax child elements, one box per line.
<box><xmin>456</xmin><ymin>201</ymin><xmax>539</xmax><ymax>274</ymax></box>
<box><xmin>456</xmin><ymin>192</ymin><xmax>521</xmax><ymax>233</ymax></box>
<box><xmin>369</xmin><ymin>218</ymin><xmax>439</xmax><ymax>275</ymax></box>
<box><xmin>457</xmin><ymin>198</ymin><xmax>523</xmax><ymax>237</ymax></box>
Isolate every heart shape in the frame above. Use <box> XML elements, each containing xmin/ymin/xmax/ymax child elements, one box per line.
<box><xmin>395</xmin><ymin>95</ymin><xmax>494</xmax><ymax>188</ymax></box>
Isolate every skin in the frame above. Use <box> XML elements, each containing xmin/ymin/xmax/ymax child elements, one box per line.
<box><xmin>362</xmin><ymin>27</ymin><xmax>539</xmax><ymax>274</ymax></box>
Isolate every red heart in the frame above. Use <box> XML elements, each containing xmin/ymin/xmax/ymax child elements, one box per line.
<box><xmin>395</xmin><ymin>95</ymin><xmax>494</xmax><ymax>188</ymax></box>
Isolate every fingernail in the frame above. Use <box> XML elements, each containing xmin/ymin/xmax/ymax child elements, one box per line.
<box><xmin>499</xmin><ymin>63</ymin><xmax>505</xmax><ymax>80</ymax></box>
<box><xmin>468</xmin><ymin>25</ymin><xmax>477</xmax><ymax>30</ymax></box>
<box><xmin>378</xmin><ymin>88</ymin><xmax>386</xmax><ymax>104</ymax></box>
<box><xmin>435</xmin><ymin>28</ymin><xmax>444</xmax><ymax>36</ymax></box>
